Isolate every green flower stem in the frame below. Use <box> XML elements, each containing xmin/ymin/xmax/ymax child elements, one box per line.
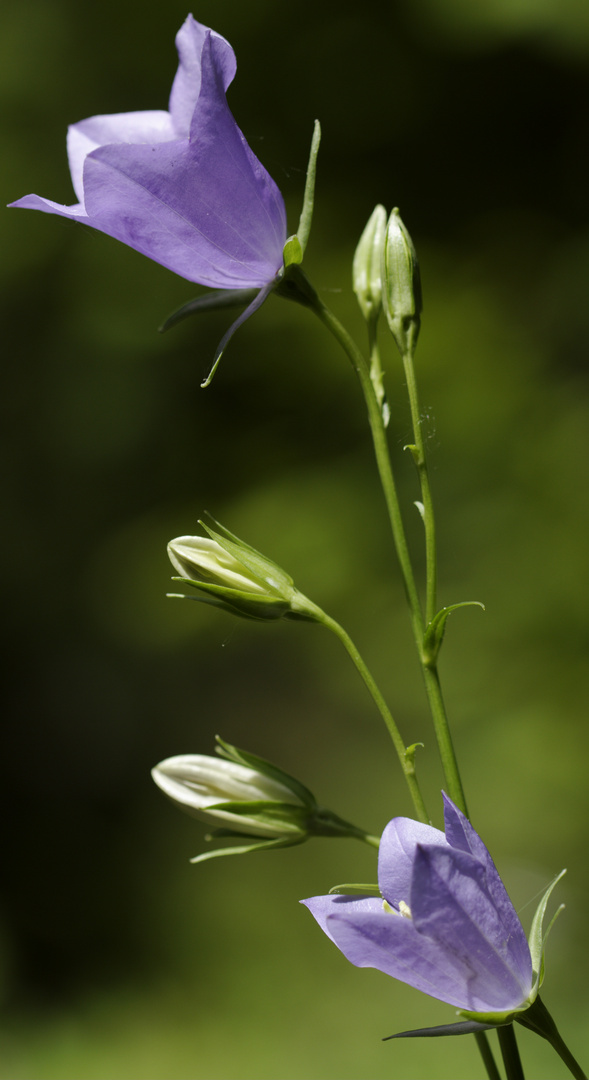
<box><xmin>314</xmin><ymin>301</ymin><xmax>423</xmax><ymax>645</ymax></box>
<box><xmin>517</xmin><ymin>997</ymin><xmax>587</xmax><ymax>1080</ymax></box>
<box><xmin>306</xmin><ymin>287</ymin><xmax>467</xmax><ymax>814</ymax></box>
<box><xmin>314</xmin><ymin>607</ymin><xmax>429</xmax><ymax>824</ymax></box>
<box><xmin>401</xmin><ymin>347</ymin><xmax>437</xmax><ymax>625</ymax></box>
<box><xmin>497</xmin><ymin>1024</ymin><xmax>525</xmax><ymax>1080</ymax></box>
<box><xmin>399</xmin><ymin>344</ymin><xmax>468</xmax><ymax>814</ymax></box>
<box><xmin>475</xmin><ymin>1031</ymin><xmax>502</xmax><ymax>1080</ymax></box>
<box><xmin>422</xmin><ymin>664</ymin><xmax>468</xmax><ymax>817</ymax></box>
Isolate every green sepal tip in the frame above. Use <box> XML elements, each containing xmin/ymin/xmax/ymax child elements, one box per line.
<box><xmin>423</xmin><ymin>601</ymin><xmax>485</xmax><ymax>667</ymax></box>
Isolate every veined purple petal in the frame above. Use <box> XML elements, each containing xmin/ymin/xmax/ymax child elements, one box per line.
<box><xmin>301</xmin><ymin>895</ymin><xmax>382</xmax><ymax>946</ymax></box>
<box><xmin>378</xmin><ymin>816</ymin><xmax>447</xmax><ymax>906</ymax></box>
<box><xmin>410</xmin><ymin>844</ymin><xmax>532</xmax><ymax>1010</ymax></box>
<box><xmin>169</xmin><ymin>17</ymin><xmax>236</xmax><ymax>136</ymax></box>
<box><xmin>441</xmin><ymin>795</ymin><xmax>533</xmax><ymax>984</ymax></box>
<box><xmin>302</xmin><ymin>795</ymin><xmax>534</xmax><ymax>1015</ymax></box>
<box><xmin>313</xmin><ymin>899</ymin><xmax>511</xmax><ymax>1012</ymax></box>
<box><xmin>9</xmin><ymin>15</ymin><xmax>287</xmax><ymax>291</ymax></box>
<box><xmin>67</xmin><ymin>112</ymin><xmax>176</xmax><ymax>203</ymax></box>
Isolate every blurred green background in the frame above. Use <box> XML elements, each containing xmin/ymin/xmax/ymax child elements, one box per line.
<box><xmin>2</xmin><ymin>0</ymin><xmax>589</xmax><ymax>1076</ymax></box>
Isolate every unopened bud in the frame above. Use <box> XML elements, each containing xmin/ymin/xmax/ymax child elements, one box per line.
<box><xmin>381</xmin><ymin>208</ymin><xmax>422</xmax><ymax>358</ymax></box>
<box><xmin>168</xmin><ymin>519</ymin><xmax>321</xmax><ymax>622</ymax></box>
<box><xmin>152</xmin><ymin>736</ymin><xmax>374</xmax><ymax>862</ymax></box>
<box><xmin>353</xmin><ymin>204</ymin><xmax>387</xmax><ymax>323</ymax></box>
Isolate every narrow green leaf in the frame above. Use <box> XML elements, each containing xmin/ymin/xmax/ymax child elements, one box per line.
<box><xmin>528</xmin><ymin>869</ymin><xmax>566</xmax><ymax>992</ymax></box>
<box><xmin>190</xmin><ymin>835</ymin><xmax>301</xmax><ymax>863</ymax></box>
<box><xmin>296</xmin><ymin>119</ymin><xmax>321</xmax><ymax>254</ymax></box>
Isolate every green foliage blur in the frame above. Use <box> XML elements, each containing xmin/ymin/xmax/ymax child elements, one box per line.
<box><xmin>2</xmin><ymin>0</ymin><xmax>589</xmax><ymax>1076</ymax></box>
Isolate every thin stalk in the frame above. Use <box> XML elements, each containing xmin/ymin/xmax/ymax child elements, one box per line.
<box><xmin>422</xmin><ymin>665</ymin><xmax>468</xmax><ymax>816</ymax></box>
<box><xmin>402</xmin><ymin>347</ymin><xmax>437</xmax><ymax>625</ymax></box>
<box><xmin>497</xmin><ymin>1024</ymin><xmax>525</xmax><ymax>1080</ymax></box>
<box><xmin>475</xmin><ymin>1031</ymin><xmax>502</xmax><ymax>1080</ymax></box>
<box><xmin>314</xmin><ymin>302</ymin><xmax>424</xmax><ymax>646</ymax></box>
<box><xmin>400</xmin><ymin>345</ymin><xmax>467</xmax><ymax>813</ymax></box>
<box><xmin>310</xmin><ymin>293</ymin><xmax>467</xmax><ymax>813</ymax></box>
<box><xmin>316</xmin><ymin>608</ymin><xmax>429</xmax><ymax>824</ymax></box>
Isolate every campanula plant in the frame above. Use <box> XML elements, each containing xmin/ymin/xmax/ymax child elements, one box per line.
<box><xmin>10</xmin><ymin>13</ymin><xmax>587</xmax><ymax>1080</ymax></box>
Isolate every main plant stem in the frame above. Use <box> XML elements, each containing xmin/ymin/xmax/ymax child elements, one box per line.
<box><xmin>401</xmin><ymin>347</ymin><xmax>437</xmax><ymax>625</ymax></box>
<box><xmin>309</xmin><ymin>290</ymin><xmax>467</xmax><ymax>814</ymax></box>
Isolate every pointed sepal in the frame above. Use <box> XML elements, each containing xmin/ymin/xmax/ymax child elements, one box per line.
<box><xmin>423</xmin><ymin>601</ymin><xmax>485</xmax><ymax>667</ymax></box>
<box><xmin>384</xmin><ymin>1020</ymin><xmax>498</xmax><ymax>1040</ymax></box>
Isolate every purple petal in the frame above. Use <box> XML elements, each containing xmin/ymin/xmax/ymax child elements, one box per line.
<box><xmin>301</xmin><ymin>894</ymin><xmax>382</xmax><ymax>947</ymax></box>
<box><xmin>184</xmin><ymin>31</ymin><xmax>286</xmax><ymax>272</ymax></box>
<box><xmin>310</xmin><ymin>898</ymin><xmax>504</xmax><ymax>1011</ymax></box>
<box><xmin>442</xmin><ymin>795</ymin><xmax>533</xmax><ymax>984</ymax></box>
<box><xmin>67</xmin><ymin>112</ymin><xmax>175</xmax><ymax>204</ymax></box>
<box><xmin>79</xmin><ymin>133</ymin><xmax>282</xmax><ymax>287</ymax></box>
<box><xmin>378</xmin><ymin>816</ymin><xmax>447</xmax><ymax>906</ymax></box>
<box><xmin>9</xmin><ymin>17</ymin><xmax>286</xmax><ymax>291</ymax></box>
<box><xmin>411</xmin><ymin>844</ymin><xmax>532</xmax><ymax>1010</ymax></box>
<box><xmin>169</xmin><ymin>16</ymin><xmax>236</xmax><ymax>136</ymax></box>
<box><xmin>82</xmin><ymin>31</ymin><xmax>285</xmax><ymax>286</ymax></box>
<box><xmin>8</xmin><ymin>193</ymin><xmax>88</xmax><ymax>218</ymax></box>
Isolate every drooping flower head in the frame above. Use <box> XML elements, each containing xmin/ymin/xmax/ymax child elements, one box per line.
<box><xmin>9</xmin><ymin>16</ymin><xmax>287</xmax><ymax>292</ymax></box>
<box><xmin>303</xmin><ymin>795</ymin><xmax>551</xmax><ymax>1020</ymax></box>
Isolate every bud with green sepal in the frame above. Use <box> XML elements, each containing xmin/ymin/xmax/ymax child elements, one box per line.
<box><xmin>353</xmin><ymin>204</ymin><xmax>387</xmax><ymax>324</ymax></box>
<box><xmin>167</xmin><ymin>518</ymin><xmax>324</xmax><ymax>622</ymax></box>
<box><xmin>381</xmin><ymin>207</ymin><xmax>422</xmax><ymax>359</ymax></box>
<box><xmin>353</xmin><ymin>204</ymin><xmax>390</xmax><ymax>425</ymax></box>
<box><xmin>152</xmin><ymin>736</ymin><xmax>379</xmax><ymax>862</ymax></box>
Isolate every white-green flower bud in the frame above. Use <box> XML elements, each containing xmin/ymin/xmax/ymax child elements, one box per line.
<box><xmin>152</xmin><ymin>736</ymin><xmax>372</xmax><ymax>862</ymax></box>
<box><xmin>152</xmin><ymin>752</ymin><xmax>310</xmax><ymax>838</ymax></box>
<box><xmin>353</xmin><ymin>204</ymin><xmax>387</xmax><ymax>323</ymax></box>
<box><xmin>381</xmin><ymin>208</ymin><xmax>422</xmax><ymax>358</ymax></box>
<box><xmin>167</xmin><ymin>519</ymin><xmax>322</xmax><ymax>622</ymax></box>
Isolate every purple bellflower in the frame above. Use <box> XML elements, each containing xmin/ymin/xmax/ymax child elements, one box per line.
<box><xmin>303</xmin><ymin>794</ymin><xmax>545</xmax><ymax>1021</ymax></box>
<box><xmin>9</xmin><ymin>15</ymin><xmax>290</xmax><ymax>379</ymax></box>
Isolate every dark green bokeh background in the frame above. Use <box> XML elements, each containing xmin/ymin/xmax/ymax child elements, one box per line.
<box><xmin>2</xmin><ymin>0</ymin><xmax>589</xmax><ymax>1076</ymax></box>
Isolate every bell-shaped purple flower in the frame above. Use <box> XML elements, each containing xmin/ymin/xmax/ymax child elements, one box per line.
<box><xmin>9</xmin><ymin>15</ymin><xmax>287</xmax><ymax>291</ymax></box>
<box><xmin>302</xmin><ymin>794</ymin><xmax>534</xmax><ymax>1016</ymax></box>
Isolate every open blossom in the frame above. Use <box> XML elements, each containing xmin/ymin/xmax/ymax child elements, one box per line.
<box><xmin>302</xmin><ymin>794</ymin><xmax>535</xmax><ymax>1016</ymax></box>
<box><xmin>9</xmin><ymin>15</ymin><xmax>287</xmax><ymax>291</ymax></box>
